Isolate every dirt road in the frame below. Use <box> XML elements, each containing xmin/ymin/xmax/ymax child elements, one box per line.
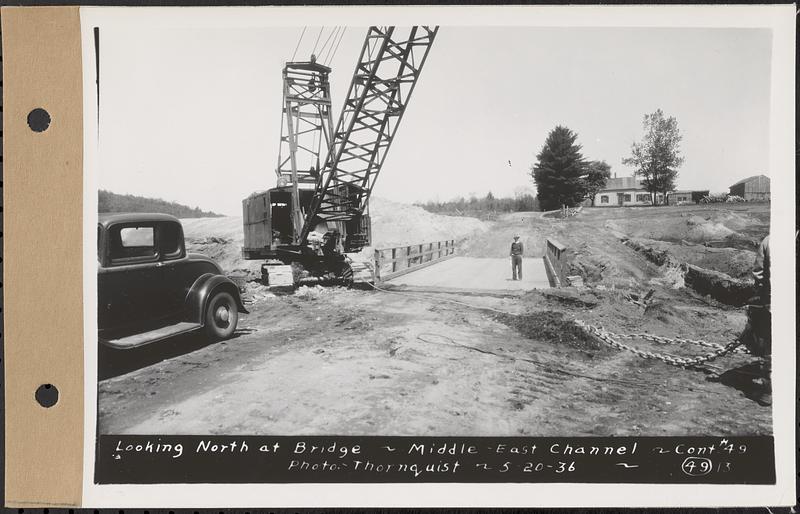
<box><xmin>99</xmin><ymin>284</ymin><xmax>770</xmax><ymax>436</ymax></box>
<box><xmin>99</xmin><ymin>203</ymin><xmax>771</xmax><ymax>436</ymax></box>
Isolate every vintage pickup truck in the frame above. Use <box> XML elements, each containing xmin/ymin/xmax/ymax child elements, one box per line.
<box><xmin>97</xmin><ymin>213</ymin><xmax>248</xmax><ymax>349</ymax></box>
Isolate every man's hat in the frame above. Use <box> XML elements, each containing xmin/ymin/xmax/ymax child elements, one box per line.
<box><xmin>513</xmin><ymin>234</ymin><xmax>520</xmax><ymax>239</ymax></box>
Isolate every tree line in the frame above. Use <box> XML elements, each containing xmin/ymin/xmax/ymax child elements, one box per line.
<box><xmin>98</xmin><ymin>190</ymin><xmax>223</xmax><ymax>218</ymax></box>
<box><xmin>416</xmin><ymin>192</ymin><xmax>539</xmax><ymax>218</ymax></box>
<box><xmin>532</xmin><ymin>109</ymin><xmax>684</xmax><ymax>210</ymax></box>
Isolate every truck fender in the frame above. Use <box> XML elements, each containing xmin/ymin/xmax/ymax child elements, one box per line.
<box><xmin>186</xmin><ymin>273</ymin><xmax>249</xmax><ymax>325</ymax></box>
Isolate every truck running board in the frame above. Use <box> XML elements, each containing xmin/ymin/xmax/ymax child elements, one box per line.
<box><xmin>101</xmin><ymin>322</ymin><xmax>202</xmax><ymax>350</ymax></box>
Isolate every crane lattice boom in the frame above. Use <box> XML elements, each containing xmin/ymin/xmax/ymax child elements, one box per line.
<box><xmin>301</xmin><ymin>26</ymin><xmax>438</xmax><ymax>245</ymax></box>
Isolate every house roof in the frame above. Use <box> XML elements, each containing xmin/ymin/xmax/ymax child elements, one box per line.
<box><xmin>730</xmin><ymin>174</ymin><xmax>769</xmax><ymax>188</ymax></box>
<box><xmin>601</xmin><ymin>176</ymin><xmax>643</xmax><ymax>191</ymax></box>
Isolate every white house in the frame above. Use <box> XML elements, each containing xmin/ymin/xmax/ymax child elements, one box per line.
<box><xmin>593</xmin><ymin>176</ymin><xmax>663</xmax><ymax>207</ymax></box>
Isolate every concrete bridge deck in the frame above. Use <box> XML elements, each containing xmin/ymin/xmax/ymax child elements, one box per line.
<box><xmin>384</xmin><ymin>256</ymin><xmax>550</xmax><ymax>293</ymax></box>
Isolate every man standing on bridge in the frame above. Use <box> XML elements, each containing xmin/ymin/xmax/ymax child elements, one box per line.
<box><xmin>510</xmin><ymin>235</ymin><xmax>524</xmax><ymax>281</ymax></box>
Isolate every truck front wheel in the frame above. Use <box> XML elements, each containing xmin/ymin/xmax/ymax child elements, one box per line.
<box><xmin>204</xmin><ymin>291</ymin><xmax>238</xmax><ymax>341</ymax></box>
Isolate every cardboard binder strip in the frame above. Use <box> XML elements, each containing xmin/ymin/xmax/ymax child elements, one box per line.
<box><xmin>2</xmin><ymin>7</ymin><xmax>84</xmax><ymax>507</ymax></box>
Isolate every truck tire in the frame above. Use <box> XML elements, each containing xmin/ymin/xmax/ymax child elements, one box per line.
<box><xmin>204</xmin><ymin>291</ymin><xmax>238</xmax><ymax>341</ymax></box>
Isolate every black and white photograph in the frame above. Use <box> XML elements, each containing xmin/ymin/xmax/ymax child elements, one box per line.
<box><xmin>80</xmin><ymin>5</ymin><xmax>795</xmax><ymax>508</ymax></box>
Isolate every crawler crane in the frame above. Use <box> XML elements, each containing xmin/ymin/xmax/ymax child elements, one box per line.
<box><xmin>242</xmin><ymin>26</ymin><xmax>438</xmax><ymax>287</ymax></box>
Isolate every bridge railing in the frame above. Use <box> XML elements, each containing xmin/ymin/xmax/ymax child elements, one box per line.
<box><xmin>544</xmin><ymin>237</ymin><xmax>568</xmax><ymax>287</ymax></box>
<box><xmin>374</xmin><ymin>239</ymin><xmax>456</xmax><ymax>282</ymax></box>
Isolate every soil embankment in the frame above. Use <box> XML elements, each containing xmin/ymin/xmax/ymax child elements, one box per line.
<box><xmin>525</xmin><ymin>205</ymin><xmax>767</xmax><ymax>297</ymax></box>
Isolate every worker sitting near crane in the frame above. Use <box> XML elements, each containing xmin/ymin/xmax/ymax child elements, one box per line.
<box><xmin>307</xmin><ymin>224</ymin><xmax>327</xmax><ymax>255</ymax></box>
<box><xmin>320</xmin><ymin>229</ymin><xmax>340</xmax><ymax>257</ymax></box>
<box><xmin>306</xmin><ymin>222</ymin><xmax>341</xmax><ymax>257</ymax></box>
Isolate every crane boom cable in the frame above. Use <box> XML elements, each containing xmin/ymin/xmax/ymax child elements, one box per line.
<box><xmin>321</xmin><ymin>26</ymin><xmax>340</xmax><ymax>65</ymax></box>
<box><xmin>290</xmin><ymin>26</ymin><xmax>307</xmax><ymax>62</ymax></box>
<box><xmin>325</xmin><ymin>26</ymin><xmax>346</xmax><ymax>66</ymax></box>
<box><xmin>325</xmin><ymin>26</ymin><xmax>344</xmax><ymax>66</ymax></box>
<box><xmin>318</xmin><ymin>26</ymin><xmax>338</xmax><ymax>62</ymax></box>
<box><xmin>310</xmin><ymin>26</ymin><xmax>325</xmax><ymax>58</ymax></box>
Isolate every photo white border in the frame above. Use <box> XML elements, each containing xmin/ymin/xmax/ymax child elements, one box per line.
<box><xmin>80</xmin><ymin>4</ymin><xmax>796</xmax><ymax>507</ymax></box>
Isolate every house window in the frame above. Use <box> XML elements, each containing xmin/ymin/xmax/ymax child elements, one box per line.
<box><xmin>636</xmin><ymin>194</ymin><xmax>649</xmax><ymax>202</ymax></box>
<box><xmin>623</xmin><ymin>194</ymin><xmax>632</xmax><ymax>202</ymax></box>
<box><xmin>600</xmin><ymin>195</ymin><xmax>609</xmax><ymax>204</ymax></box>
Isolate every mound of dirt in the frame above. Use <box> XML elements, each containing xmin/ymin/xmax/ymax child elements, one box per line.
<box><xmin>567</xmin><ymin>239</ymin><xmax>653</xmax><ymax>288</ymax></box>
<box><xmin>607</xmin><ymin>207</ymin><xmax>765</xmax><ymax>245</ymax></box>
<box><xmin>683</xmin><ymin>264</ymin><xmax>756</xmax><ymax>306</ymax></box>
<box><xmin>181</xmin><ymin>197</ymin><xmax>489</xmax><ymax>278</ymax></box>
<box><xmin>494</xmin><ymin>310</ymin><xmax>611</xmax><ymax>355</ymax></box>
<box><xmin>181</xmin><ymin>217</ymin><xmax>263</xmax><ymax>278</ymax></box>
<box><xmin>685</xmin><ymin>215</ymin><xmax>735</xmax><ymax>241</ymax></box>
<box><xmin>627</xmin><ymin>237</ymin><xmax>757</xmax><ymax>279</ymax></box>
<box><xmin>712</xmin><ymin>210</ymin><xmax>761</xmax><ymax>231</ymax></box>
<box><xmin>555</xmin><ymin>205</ymin><xmax>769</xmax><ymax>288</ymax></box>
<box><xmin>367</xmin><ymin>197</ymin><xmax>489</xmax><ymax>249</ymax></box>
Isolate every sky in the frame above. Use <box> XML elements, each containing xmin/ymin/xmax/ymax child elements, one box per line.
<box><xmin>97</xmin><ymin>25</ymin><xmax>772</xmax><ymax>215</ymax></box>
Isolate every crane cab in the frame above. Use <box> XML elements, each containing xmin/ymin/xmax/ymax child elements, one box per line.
<box><xmin>242</xmin><ymin>187</ymin><xmax>312</xmax><ymax>259</ymax></box>
<box><xmin>242</xmin><ymin>186</ymin><xmax>371</xmax><ymax>261</ymax></box>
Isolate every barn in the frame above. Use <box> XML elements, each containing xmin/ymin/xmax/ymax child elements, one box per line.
<box><xmin>729</xmin><ymin>174</ymin><xmax>770</xmax><ymax>201</ymax></box>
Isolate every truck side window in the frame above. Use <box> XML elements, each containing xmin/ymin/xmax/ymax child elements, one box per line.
<box><xmin>158</xmin><ymin>222</ymin><xmax>184</xmax><ymax>260</ymax></box>
<box><xmin>109</xmin><ymin>226</ymin><xmax>157</xmax><ymax>263</ymax></box>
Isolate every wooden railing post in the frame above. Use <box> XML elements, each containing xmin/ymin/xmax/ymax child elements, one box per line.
<box><xmin>545</xmin><ymin>237</ymin><xmax>568</xmax><ymax>287</ymax></box>
<box><xmin>373</xmin><ymin>239</ymin><xmax>459</xmax><ymax>282</ymax></box>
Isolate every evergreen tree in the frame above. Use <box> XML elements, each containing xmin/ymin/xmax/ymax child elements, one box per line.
<box><xmin>531</xmin><ymin>126</ymin><xmax>587</xmax><ymax>211</ymax></box>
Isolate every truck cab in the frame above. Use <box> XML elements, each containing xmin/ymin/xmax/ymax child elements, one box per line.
<box><xmin>97</xmin><ymin>213</ymin><xmax>247</xmax><ymax>349</ymax></box>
